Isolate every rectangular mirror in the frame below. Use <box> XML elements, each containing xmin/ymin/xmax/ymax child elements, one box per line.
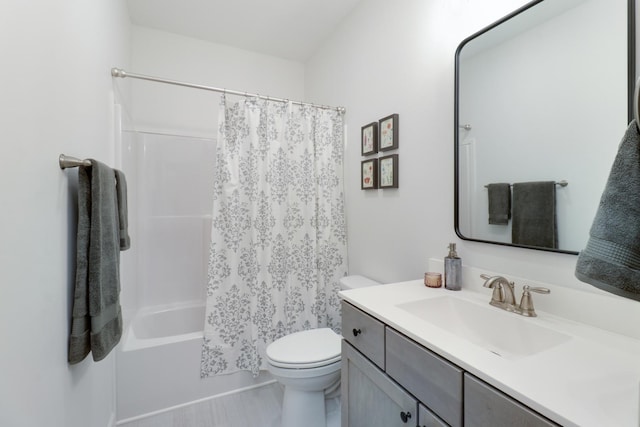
<box><xmin>454</xmin><ymin>0</ymin><xmax>635</xmax><ymax>254</ymax></box>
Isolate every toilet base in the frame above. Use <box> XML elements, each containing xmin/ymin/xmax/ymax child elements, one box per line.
<box><xmin>281</xmin><ymin>388</ymin><xmax>326</xmax><ymax>427</ymax></box>
<box><xmin>325</xmin><ymin>396</ymin><xmax>341</xmax><ymax>427</ymax></box>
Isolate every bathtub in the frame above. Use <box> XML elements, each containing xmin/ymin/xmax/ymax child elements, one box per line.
<box><xmin>116</xmin><ymin>303</ymin><xmax>275</xmax><ymax>423</ymax></box>
<box><xmin>122</xmin><ymin>302</ymin><xmax>204</xmax><ymax>351</ymax></box>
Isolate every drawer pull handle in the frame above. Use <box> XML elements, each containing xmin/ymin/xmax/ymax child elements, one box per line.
<box><xmin>400</xmin><ymin>411</ymin><xmax>412</xmax><ymax>423</ymax></box>
<box><xmin>352</xmin><ymin>328</ymin><xmax>362</xmax><ymax>336</ymax></box>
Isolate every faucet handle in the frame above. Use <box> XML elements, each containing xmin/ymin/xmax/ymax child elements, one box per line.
<box><xmin>527</xmin><ymin>286</ymin><xmax>550</xmax><ymax>294</ymax></box>
<box><xmin>518</xmin><ymin>285</ymin><xmax>550</xmax><ymax>317</ymax></box>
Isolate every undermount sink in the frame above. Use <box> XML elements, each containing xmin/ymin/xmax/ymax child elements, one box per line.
<box><xmin>397</xmin><ymin>296</ymin><xmax>571</xmax><ymax>360</ymax></box>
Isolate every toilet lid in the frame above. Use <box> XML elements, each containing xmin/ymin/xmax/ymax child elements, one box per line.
<box><xmin>266</xmin><ymin>328</ymin><xmax>341</xmax><ymax>368</ymax></box>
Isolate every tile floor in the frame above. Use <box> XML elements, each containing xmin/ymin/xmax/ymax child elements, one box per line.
<box><xmin>119</xmin><ymin>383</ymin><xmax>284</xmax><ymax>427</ymax></box>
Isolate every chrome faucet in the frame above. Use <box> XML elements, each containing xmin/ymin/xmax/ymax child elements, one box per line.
<box><xmin>480</xmin><ymin>274</ymin><xmax>517</xmax><ymax>311</ymax></box>
<box><xmin>480</xmin><ymin>274</ymin><xmax>550</xmax><ymax>317</ymax></box>
<box><xmin>518</xmin><ymin>285</ymin><xmax>551</xmax><ymax>317</ymax></box>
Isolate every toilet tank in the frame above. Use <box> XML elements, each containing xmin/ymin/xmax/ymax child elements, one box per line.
<box><xmin>339</xmin><ymin>275</ymin><xmax>381</xmax><ymax>291</ymax></box>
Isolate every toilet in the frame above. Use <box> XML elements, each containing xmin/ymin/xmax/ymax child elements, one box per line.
<box><xmin>266</xmin><ymin>275</ymin><xmax>381</xmax><ymax>427</ymax></box>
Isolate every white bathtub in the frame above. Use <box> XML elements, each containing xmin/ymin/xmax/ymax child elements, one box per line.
<box><xmin>116</xmin><ymin>303</ymin><xmax>274</xmax><ymax>423</ymax></box>
<box><xmin>122</xmin><ymin>303</ymin><xmax>204</xmax><ymax>351</ymax></box>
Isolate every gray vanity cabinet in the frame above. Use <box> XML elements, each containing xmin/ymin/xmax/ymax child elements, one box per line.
<box><xmin>464</xmin><ymin>374</ymin><xmax>559</xmax><ymax>427</ymax></box>
<box><xmin>342</xmin><ymin>341</ymin><xmax>418</xmax><ymax>427</ymax></box>
<box><xmin>341</xmin><ymin>301</ymin><xmax>560</xmax><ymax>427</ymax></box>
<box><xmin>342</xmin><ymin>302</ymin><xmax>446</xmax><ymax>426</ymax></box>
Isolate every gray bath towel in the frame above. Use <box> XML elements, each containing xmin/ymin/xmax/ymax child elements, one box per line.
<box><xmin>487</xmin><ymin>183</ymin><xmax>511</xmax><ymax>225</ymax></box>
<box><xmin>511</xmin><ymin>181</ymin><xmax>557</xmax><ymax>249</ymax></box>
<box><xmin>575</xmin><ymin>120</ymin><xmax>640</xmax><ymax>301</ymax></box>
<box><xmin>69</xmin><ymin>160</ymin><xmax>125</xmax><ymax>363</ymax></box>
<box><xmin>115</xmin><ymin>169</ymin><xmax>130</xmax><ymax>250</ymax></box>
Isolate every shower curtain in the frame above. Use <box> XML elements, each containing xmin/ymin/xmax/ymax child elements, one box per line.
<box><xmin>200</xmin><ymin>96</ymin><xmax>347</xmax><ymax>377</ymax></box>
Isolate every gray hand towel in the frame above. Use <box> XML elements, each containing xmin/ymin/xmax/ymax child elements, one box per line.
<box><xmin>69</xmin><ymin>160</ymin><xmax>124</xmax><ymax>364</ymax></box>
<box><xmin>487</xmin><ymin>183</ymin><xmax>511</xmax><ymax>225</ymax></box>
<box><xmin>511</xmin><ymin>181</ymin><xmax>557</xmax><ymax>249</ymax></box>
<box><xmin>575</xmin><ymin>120</ymin><xmax>640</xmax><ymax>301</ymax></box>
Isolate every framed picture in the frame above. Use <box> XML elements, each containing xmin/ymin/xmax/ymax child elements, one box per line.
<box><xmin>379</xmin><ymin>154</ymin><xmax>398</xmax><ymax>189</ymax></box>
<box><xmin>361</xmin><ymin>158</ymin><xmax>378</xmax><ymax>190</ymax></box>
<box><xmin>361</xmin><ymin>122</ymin><xmax>378</xmax><ymax>156</ymax></box>
<box><xmin>379</xmin><ymin>113</ymin><xmax>399</xmax><ymax>151</ymax></box>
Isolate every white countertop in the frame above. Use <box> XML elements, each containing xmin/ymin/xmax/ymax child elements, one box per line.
<box><xmin>340</xmin><ymin>280</ymin><xmax>640</xmax><ymax>427</ymax></box>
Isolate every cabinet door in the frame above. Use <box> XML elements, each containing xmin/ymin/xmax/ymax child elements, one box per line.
<box><xmin>386</xmin><ymin>328</ymin><xmax>463</xmax><ymax>427</ymax></box>
<box><xmin>464</xmin><ymin>374</ymin><xmax>559</xmax><ymax>427</ymax></box>
<box><xmin>418</xmin><ymin>404</ymin><xmax>448</xmax><ymax>427</ymax></box>
<box><xmin>342</xmin><ymin>341</ymin><xmax>417</xmax><ymax>427</ymax></box>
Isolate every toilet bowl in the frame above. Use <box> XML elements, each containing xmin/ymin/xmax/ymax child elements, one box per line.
<box><xmin>266</xmin><ymin>275</ymin><xmax>381</xmax><ymax>427</ymax></box>
<box><xmin>266</xmin><ymin>328</ymin><xmax>342</xmax><ymax>427</ymax></box>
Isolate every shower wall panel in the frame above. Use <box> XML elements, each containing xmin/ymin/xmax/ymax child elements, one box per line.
<box><xmin>123</xmin><ymin>131</ymin><xmax>215</xmax><ymax>311</ymax></box>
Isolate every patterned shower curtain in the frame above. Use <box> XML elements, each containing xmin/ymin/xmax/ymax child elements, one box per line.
<box><xmin>200</xmin><ymin>96</ymin><xmax>347</xmax><ymax>377</ymax></box>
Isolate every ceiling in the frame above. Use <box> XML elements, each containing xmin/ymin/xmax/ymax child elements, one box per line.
<box><xmin>126</xmin><ymin>0</ymin><xmax>362</xmax><ymax>61</ymax></box>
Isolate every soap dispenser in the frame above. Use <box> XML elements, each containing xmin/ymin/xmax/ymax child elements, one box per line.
<box><xmin>444</xmin><ymin>243</ymin><xmax>461</xmax><ymax>291</ymax></box>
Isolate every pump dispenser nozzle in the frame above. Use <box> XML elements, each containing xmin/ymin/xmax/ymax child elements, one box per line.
<box><xmin>448</xmin><ymin>243</ymin><xmax>458</xmax><ymax>258</ymax></box>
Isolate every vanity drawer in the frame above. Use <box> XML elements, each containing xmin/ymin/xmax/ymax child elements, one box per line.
<box><xmin>464</xmin><ymin>373</ymin><xmax>559</xmax><ymax>427</ymax></box>
<box><xmin>342</xmin><ymin>301</ymin><xmax>385</xmax><ymax>369</ymax></box>
<box><xmin>386</xmin><ymin>328</ymin><xmax>463</xmax><ymax>427</ymax></box>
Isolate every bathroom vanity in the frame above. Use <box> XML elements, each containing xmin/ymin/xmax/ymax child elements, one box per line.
<box><xmin>340</xmin><ymin>279</ymin><xmax>640</xmax><ymax>427</ymax></box>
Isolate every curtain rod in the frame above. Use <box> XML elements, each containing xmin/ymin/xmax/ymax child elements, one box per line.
<box><xmin>111</xmin><ymin>68</ymin><xmax>346</xmax><ymax>114</ymax></box>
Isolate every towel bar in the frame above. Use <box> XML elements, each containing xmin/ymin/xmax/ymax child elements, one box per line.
<box><xmin>484</xmin><ymin>180</ymin><xmax>568</xmax><ymax>189</ymax></box>
<box><xmin>59</xmin><ymin>154</ymin><xmax>91</xmax><ymax>169</ymax></box>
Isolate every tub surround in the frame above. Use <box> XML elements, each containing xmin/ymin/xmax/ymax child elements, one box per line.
<box><xmin>117</xmin><ymin>303</ymin><xmax>274</xmax><ymax>421</ymax></box>
<box><xmin>340</xmin><ymin>266</ymin><xmax>640</xmax><ymax>426</ymax></box>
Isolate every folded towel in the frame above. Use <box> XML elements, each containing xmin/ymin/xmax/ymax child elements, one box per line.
<box><xmin>69</xmin><ymin>160</ymin><xmax>125</xmax><ymax>363</ymax></box>
<box><xmin>575</xmin><ymin>120</ymin><xmax>640</xmax><ymax>301</ymax></box>
<box><xmin>511</xmin><ymin>181</ymin><xmax>557</xmax><ymax>249</ymax></box>
<box><xmin>487</xmin><ymin>183</ymin><xmax>511</xmax><ymax>225</ymax></box>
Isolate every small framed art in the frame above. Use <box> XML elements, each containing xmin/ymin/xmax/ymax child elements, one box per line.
<box><xmin>379</xmin><ymin>154</ymin><xmax>398</xmax><ymax>189</ymax></box>
<box><xmin>361</xmin><ymin>158</ymin><xmax>378</xmax><ymax>190</ymax></box>
<box><xmin>379</xmin><ymin>113</ymin><xmax>399</xmax><ymax>151</ymax></box>
<box><xmin>361</xmin><ymin>122</ymin><xmax>378</xmax><ymax>156</ymax></box>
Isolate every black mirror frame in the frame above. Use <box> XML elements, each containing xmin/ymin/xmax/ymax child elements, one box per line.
<box><xmin>453</xmin><ymin>0</ymin><xmax>636</xmax><ymax>255</ymax></box>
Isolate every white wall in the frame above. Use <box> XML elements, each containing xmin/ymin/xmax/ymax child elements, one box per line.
<box><xmin>127</xmin><ymin>26</ymin><xmax>306</xmax><ymax>137</ymax></box>
<box><xmin>305</xmin><ymin>0</ymin><xmax>621</xmax><ymax>292</ymax></box>
<box><xmin>0</xmin><ymin>1</ymin><xmax>130</xmax><ymax>426</ymax></box>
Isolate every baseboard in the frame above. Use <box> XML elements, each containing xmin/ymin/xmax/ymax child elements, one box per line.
<box><xmin>115</xmin><ymin>379</ymin><xmax>277</xmax><ymax>425</ymax></box>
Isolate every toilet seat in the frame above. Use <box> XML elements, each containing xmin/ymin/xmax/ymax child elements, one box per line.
<box><xmin>266</xmin><ymin>328</ymin><xmax>341</xmax><ymax>369</ymax></box>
